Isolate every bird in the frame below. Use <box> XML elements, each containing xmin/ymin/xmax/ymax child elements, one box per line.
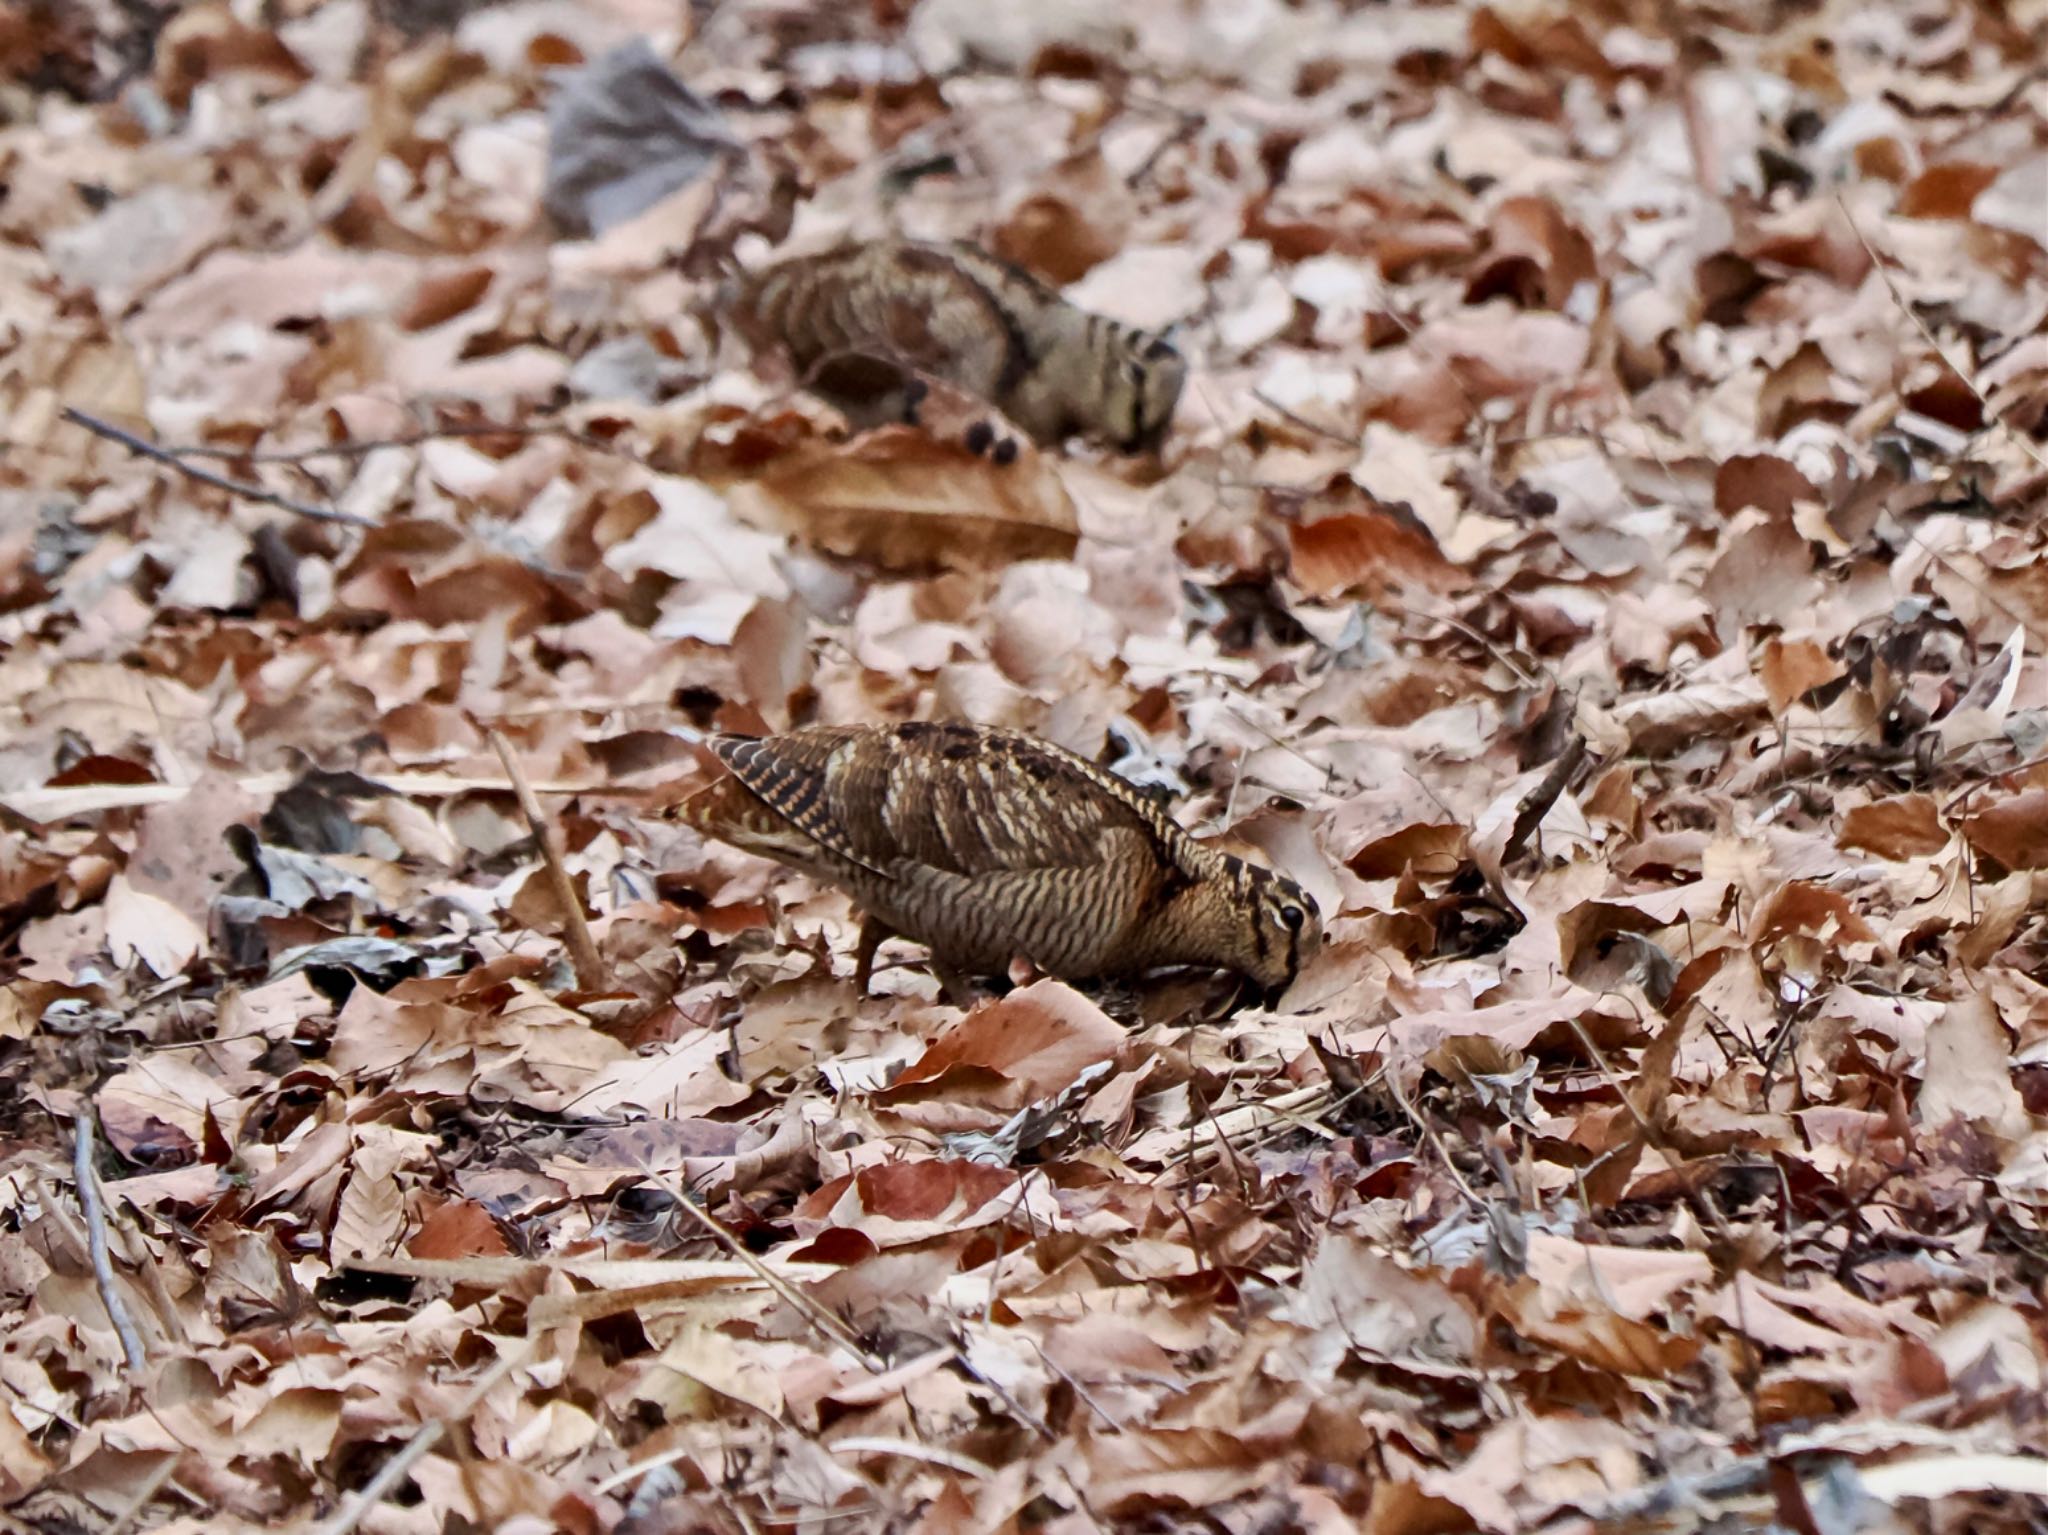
<box><xmin>673</xmin><ymin>721</ymin><xmax>1322</xmax><ymax>1007</ymax></box>
<box><xmin>718</xmin><ymin>239</ymin><xmax>1187</xmax><ymax>453</ymax></box>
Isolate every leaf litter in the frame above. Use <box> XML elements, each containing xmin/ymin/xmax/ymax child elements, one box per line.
<box><xmin>2</xmin><ymin>1</ymin><xmax>2047</xmax><ymax>1533</ymax></box>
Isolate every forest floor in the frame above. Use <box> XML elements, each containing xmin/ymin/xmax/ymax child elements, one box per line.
<box><xmin>1</xmin><ymin>0</ymin><xmax>2046</xmax><ymax>1531</ymax></box>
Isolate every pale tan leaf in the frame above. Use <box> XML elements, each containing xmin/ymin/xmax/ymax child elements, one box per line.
<box><xmin>731</xmin><ymin>425</ymin><xmax>1077</xmax><ymax>573</ymax></box>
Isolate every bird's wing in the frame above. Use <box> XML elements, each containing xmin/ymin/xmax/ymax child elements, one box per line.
<box><xmin>706</xmin><ymin>728</ymin><xmax>893</xmax><ymax>876</ymax></box>
<box><xmin>707</xmin><ymin>723</ymin><xmax>1206</xmax><ymax>888</ymax></box>
<box><xmin>861</xmin><ymin>724</ymin><xmax>1187</xmax><ymax>880</ymax></box>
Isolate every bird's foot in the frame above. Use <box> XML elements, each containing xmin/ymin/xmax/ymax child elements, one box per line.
<box><xmin>851</xmin><ymin>915</ymin><xmax>888</xmax><ymax>995</ymax></box>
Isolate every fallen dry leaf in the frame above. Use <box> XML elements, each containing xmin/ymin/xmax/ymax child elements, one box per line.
<box><xmin>1840</xmin><ymin>794</ymin><xmax>1949</xmax><ymax>860</ymax></box>
<box><xmin>726</xmin><ymin>418</ymin><xmax>1079</xmax><ymax>574</ymax></box>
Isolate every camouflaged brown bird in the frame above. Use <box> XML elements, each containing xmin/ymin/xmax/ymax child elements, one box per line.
<box><xmin>676</xmin><ymin>722</ymin><xmax>1321</xmax><ymax>1005</ymax></box>
<box><xmin>720</xmin><ymin>239</ymin><xmax>1187</xmax><ymax>453</ymax></box>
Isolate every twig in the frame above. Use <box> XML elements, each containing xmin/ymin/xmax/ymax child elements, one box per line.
<box><xmin>72</xmin><ymin>1108</ymin><xmax>148</xmax><ymax>1375</ymax></box>
<box><xmin>1156</xmin><ymin>1083</ymin><xmax>1333</xmax><ymax>1184</ymax></box>
<box><xmin>947</xmin><ymin>1340</ymin><xmax>1056</xmax><ymax>1442</ymax></box>
<box><xmin>60</xmin><ymin>406</ymin><xmax>376</xmax><ymax>528</ymax></box>
<box><xmin>1386</xmin><ymin>598</ymin><xmax>1543</xmax><ymax>689</ymax></box>
<box><xmin>825</xmin><ymin>1436</ymin><xmax>995</xmax><ymax>1477</ymax></box>
<box><xmin>1834</xmin><ymin>197</ymin><xmax>2048</xmax><ymax>477</ymax></box>
<box><xmin>310</xmin><ymin>1341</ymin><xmax>532</xmax><ymax>1535</ymax></box>
<box><xmin>1124</xmin><ymin>106</ymin><xmax>1203</xmax><ymax>189</ymax></box>
<box><xmin>1501</xmin><ymin>732</ymin><xmax>1588</xmax><ymax>862</ymax></box>
<box><xmin>1563</xmin><ymin>1011</ymin><xmax>1740</xmax><ymax>1250</ymax></box>
<box><xmin>1250</xmin><ymin>389</ymin><xmax>1361</xmax><ymax>447</ymax></box>
<box><xmin>153</xmin><ymin>420</ymin><xmax>633</xmax><ymax>465</ymax></box>
<box><xmin>1031</xmin><ymin>1341</ymin><xmax>1126</xmax><ymax>1432</ymax></box>
<box><xmin>487</xmin><ymin>728</ymin><xmax>604</xmax><ymax>991</ymax></box>
<box><xmin>1383</xmin><ymin>1070</ymin><xmax>1485</xmax><ymax>1208</ymax></box>
<box><xmin>661</xmin><ymin>1178</ymin><xmax>886</xmax><ymax>1371</ymax></box>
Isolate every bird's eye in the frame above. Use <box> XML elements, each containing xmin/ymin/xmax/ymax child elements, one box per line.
<box><xmin>1278</xmin><ymin>903</ymin><xmax>1305</xmax><ymax>931</ymax></box>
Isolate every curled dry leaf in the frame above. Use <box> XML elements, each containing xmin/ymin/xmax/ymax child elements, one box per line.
<box><xmin>878</xmin><ymin>979</ymin><xmax>1127</xmax><ymax>1110</ymax></box>
<box><xmin>726</xmin><ymin>418</ymin><xmax>1079</xmax><ymax>573</ymax></box>
<box><xmin>1610</xmin><ymin>678</ymin><xmax>1771</xmax><ymax>755</ymax></box>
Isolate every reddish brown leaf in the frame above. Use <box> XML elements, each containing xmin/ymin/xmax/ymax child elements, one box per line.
<box><xmin>1289</xmin><ymin>508</ymin><xmax>1469</xmax><ymax>600</ymax></box>
<box><xmin>1965</xmin><ymin>790</ymin><xmax>2048</xmax><ymax>871</ymax></box>
<box><xmin>408</xmin><ymin>1198</ymin><xmax>516</xmax><ymax>1261</ymax></box>
<box><xmin>1839</xmin><ymin>795</ymin><xmax>1947</xmax><ymax>860</ymax></box>
<box><xmin>1759</xmin><ymin>636</ymin><xmax>1842</xmax><ymax>714</ymax></box>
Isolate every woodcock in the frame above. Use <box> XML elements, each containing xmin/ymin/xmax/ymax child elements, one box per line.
<box><xmin>676</xmin><ymin>722</ymin><xmax>1322</xmax><ymax>1005</ymax></box>
<box><xmin>721</xmin><ymin>239</ymin><xmax>1187</xmax><ymax>453</ymax></box>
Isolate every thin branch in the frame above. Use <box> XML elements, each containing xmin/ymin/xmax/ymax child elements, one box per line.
<box><xmin>60</xmin><ymin>406</ymin><xmax>376</xmax><ymax>528</ymax></box>
<box><xmin>1383</xmin><ymin>1069</ymin><xmax>1485</xmax><ymax>1208</ymax></box>
<box><xmin>1878</xmin><ymin>504</ymin><xmax>2048</xmax><ymax>651</ymax></box>
<box><xmin>72</xmin><ymin>1107</ymin><xmax>148</xmax><ymax>1374</ymax></box>
<box><xmin>1157</xmin><ymin>1083</ymin><xmax>1333</xmax><ymax>1185</ymax></box>
<box><xmin>1250</xmin><ymin>389</ymin><xmax>1362</xmax><ymax>447</ymax></box>
<box><xmin>661</xmin><ymin>1176</ymin><xmax>885</xmax><ymax>1371</ymax></box>
<box><xmin>153</xmin><ymin>420</ymin><xmax>633</xmax><ymax>464</ymax></box>
<box><xmin>1031</xmin><ymin>1341</ymin><xmax>1126</xmax><ymax>1432</ymax></box>
<box><xmin>310</xmin><ymin>1341</ymin><xmax>532</xmax><ymax>1535</ymax></box>
<box><xmin>1386</xmin><ymin>598</ymin><xmax>1543</xmax><ymax>689</ymax></box>
<box><xmin>1563</xmin><ymin>1011</ymin><xmax>1740</xmax><ymax>1250</ymax></box>
<box><xmin>487</xmin><ymin>728</ymin><xmax>605</xmax><ymax>992</ymax></box>
<box><xmin>1501</xmin><ymin>732</ymin><xmax>1589</xmax><ymax>862</ymax></box>
<box><xmin>1834</xmin><ymin>197</ymin><xmax>2048</xmax><ymax>477</ymax></box>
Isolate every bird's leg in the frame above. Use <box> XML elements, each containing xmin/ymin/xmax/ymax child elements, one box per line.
<box><xmin>1204</xmin><ymin>976</ymin><xmax>1260</xmax><ymax>1022</ymax></box>
<box><xmin>929</xmin><ymin>958</ymin><xmax>979</xmax><ymax>1009</ymax></box>
<box><xmin>852</xmin><ymin>915</ymin><xmax>888</xmax><ymax>994</ymax></box>
<box><xmin>1086</xmin><ymin>976</ymin><xmax>1144</xmax><ymax>1023</ymax></box>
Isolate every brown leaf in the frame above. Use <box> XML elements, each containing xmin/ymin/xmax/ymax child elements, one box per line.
<box><xmin>398</xmin><ymin>265</ymin><xmax>495</xmax><ymax>331</ymax></box>
<box><xmin>1493</xmin><ymin>1279</ymin><xmax>1699</xmax><ymax>1378</ymax></box>
<box><xmin>1610</xmin><ymin>678</ymin><xmax>1771</xmax><ymax>754</ymax></box>
<box><xmin>1839</xmin><ymin>795</ymin><xmax>1947</xmax><ymax>860</ymax></box>
<box><xmin>992</xmin><ymin>148</ymin><xmax>1134</xmax><ymax>283</ymax></box>
<box><xmin>1759</xmin><ymin>636</ymin><xmax>1843</xmax><ymax>714</ymax></box>
<box><xmin>0</xmin><ymin>1400</ymin><xmax>51</xmax><ymax>1501</ymax></box>
<box><xmin>1075</xmin><ymin>1427</ymin><xmax>1269</xmax><ymax>1516</ymax></box>
<box><xmin>1347</xmin><ymin>823</ymin><xmax>1469</xmax><ymax>879</ymax></box>
<box><xmin>731</xmin><ymin>422</ymin><xmax>1078</xmax><ymax>572</ymax></box>
<box><xmin>793</xmin><ymin>1159</ymin><xmax>1021</xmax><ymax>1247</ymax></box>
<box><xmin>880</xmin><ymin>979</ymin><xmax>1126</xmax><ymax>1107</ymax></box>
<box><xmin>1715</xmin><ymin>454</ymin><xmax>1822</xmax><ymax>518</ymax></box>
<box><xmin>408</xmin><ymin>1198</ymin><xmax>515</xmax><ymax>1261</ymax></box>
<box><xmin>1290</xmin><ymin>507</ymin><xmax>1469</xmax><ymax>600</ymax></box>
<box><xmin>103</xmin><ymin>874</ymin><xmax>204</xmax><ymax>978</ymax></box>
<box><xmin>1752</xmin><ymin>880</ymin><xmax>1880</xmax><ymax>949</ymax></box>
<box><xmin>1965</xmin><ymin>790</ymin><xmax>2048</xmax><ymax>871</ymax></box>
<box><xmin>1758</xmin><ymin>340</ymin><xmax>1849</xmax><ymax>437</ymax></box>
<box><xmin>205</xmin><ymin>1227</ymin><xmax>307</xmax><ymax>1331</ymax></box>
<box><xmin>1896</xmin><ymin>162</ymin><xmax>2001</xmax><ymax>219</ymax></box>
<box><xmin>1283</xmin><ymin>1234</ymin><xmax>1482</xmax><ymax>1372</ymax></box>
<box><xmin>1467</xmin><ymin>196</ymin><xmax>1598</xmax><ymax>310</ymax></box>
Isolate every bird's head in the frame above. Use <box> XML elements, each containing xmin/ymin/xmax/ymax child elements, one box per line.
<box><xmin>1216</xmin><ymin>858</ymin><xmax>1323</xmax><ymax>1007</ymax></box>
